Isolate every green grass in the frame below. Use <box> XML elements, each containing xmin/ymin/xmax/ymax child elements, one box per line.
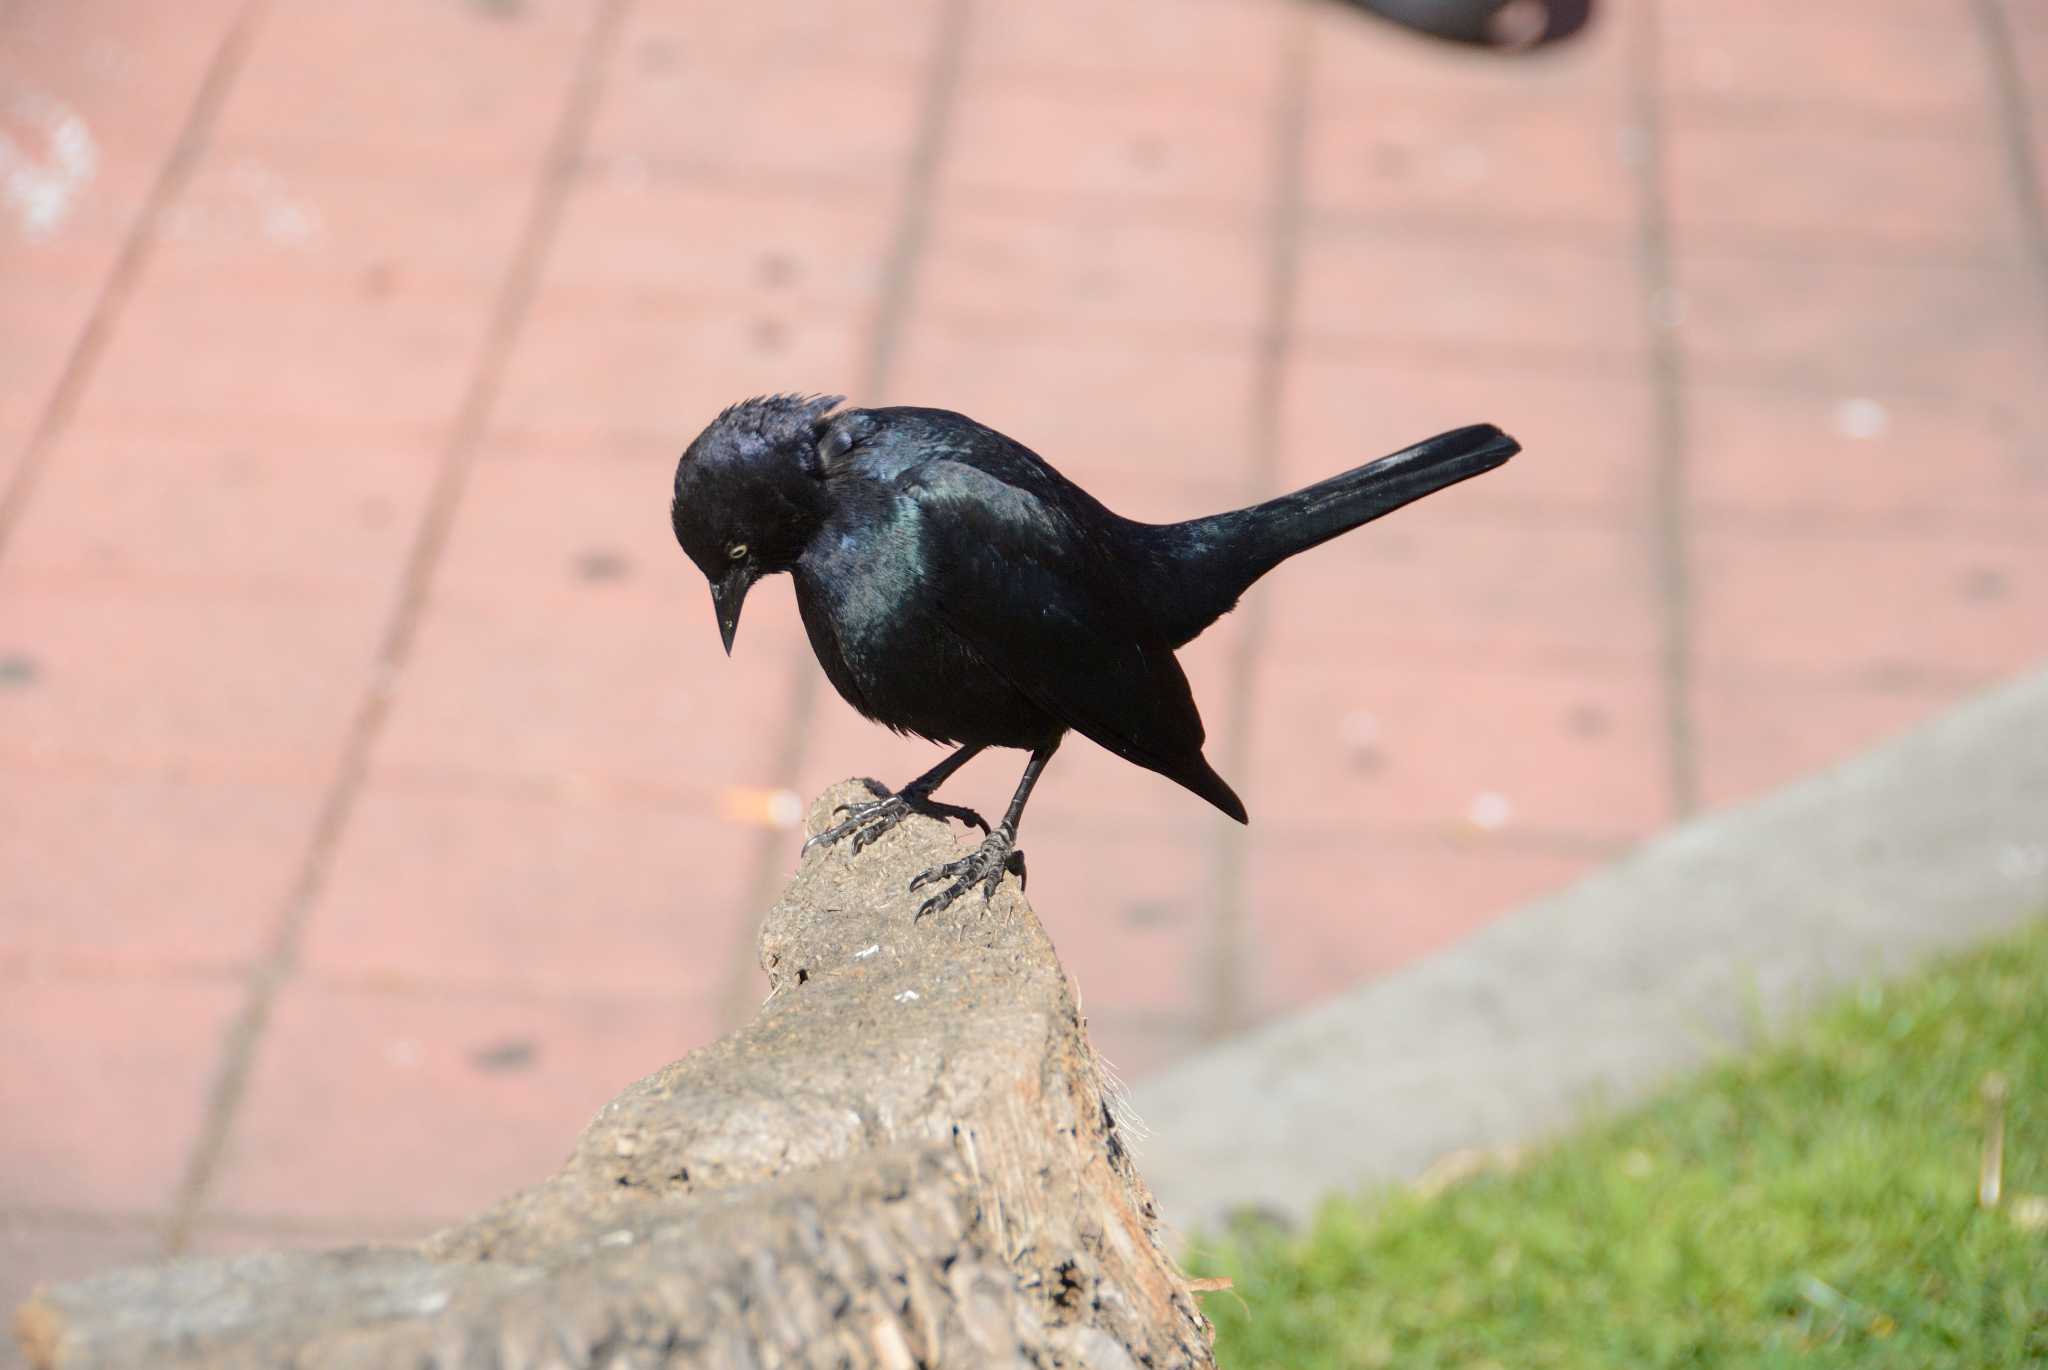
<box><xmin>1192</xmin><ymin>923</ymin><xmax>2048</xmax><ymax>1368</ymax></box>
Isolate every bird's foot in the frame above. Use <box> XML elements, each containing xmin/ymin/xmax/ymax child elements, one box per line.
<box><xmin>909</xmin><ymin>829</ymin><xmax>1024</xmax><ymax>920</ymax></box>
<box><xmin>802</xmin><ymin>788</ymin><xmax>989</xmax><ymax>857</ymax></box>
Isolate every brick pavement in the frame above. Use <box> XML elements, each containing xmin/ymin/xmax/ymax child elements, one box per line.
<box><xmin>3</xmin><ymin>0</ymin><xmax>2046</xmax><ymax>1312</ymax></box>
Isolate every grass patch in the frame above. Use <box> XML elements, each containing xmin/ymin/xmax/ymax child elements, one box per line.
<box><xmin>1192</xmin><ymin>923</ymin><xmax>2048</xmax><ymax>1368</ymax></box>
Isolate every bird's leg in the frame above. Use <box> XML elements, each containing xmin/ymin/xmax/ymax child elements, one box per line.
<box><xmin>910</xmin><ymin>738</ymin><xmax>1060</xmax><ymax>919</ymax></box>
<box><xmin>801</xmin><ymin>744</ymin><xmax>990</xmax><ymax>856</ymax></box>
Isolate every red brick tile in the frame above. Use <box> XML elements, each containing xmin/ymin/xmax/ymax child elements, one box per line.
<box><xmin>0</xmin><ymin>139</ymin><xmax>156</xmax><ymax>275</ymax></box>
<box><xmin>0</xmin><ymin>577</ymin><xmax>381</xmax><ymax>770</ymax></box>
<box><xmin>1685</xmin><ymin>379</ymin><xmax>2048</xmax><ymax>536</ymax></box>
<box><xmin>1691</xmin><ymin>671</ymin><xmax>1970</xmax><ymax>812</ymax></box>
<box><xmin>1027</xmin><ymin>828</ymin><xmax>1215</xmax><ymax>1018</ymax></box>
<box><xmin>301</xmin><ymin>774</ymin><xmax>750</xmax><ymax>998</ymax></box>
<box><xmin>1296</xmin><ymin>227</ymin><xmax>1643</xmax><ymax>363</ymax></box>
<box><xmin>965</xmin><ymin>0</ymin><xmax>1285</xmax><ymax>93</ymax></box>
<box><xmin>1280</xmin><ymin>351</ymin><xmax>1656</xmax><ymax>516</ymax></box>
<box><xmin>490</xmin><ymin>294</ymin><xmax>870</xmax><ymax>441</ymax></box>
<box><xmin>377</xmin><ymin>571</ymin><xmax>797</xmax><ymax>801</ymax></box>
<box><xmin>377</xmin><ymin>572</ymin><xmax>799</xmax><ymax>795</ymax></box>
<box><xmin>0</xmin><ymin>423</ymin><xmax>28</xmax><ymax>496</ymax></box>
<box><xmin>623</xmin><ymin>0</ymin><xmax>944</xmax><ymax>69</ymax></box>
<box><xmin>1244</xmin><ymin>658</ymin><xmax>1671</xmax><ymax>842</ymax></box>
<box><xmin>2010</xmin><ymin>4</ymin><xmax>2048</xmax><ymax>126</ymax></box>
<box><xmin>0</xmin><ymin>763</ymin><xmax>317</xmax><ymax>971</ymax></box>
<box><xmin>1259</xmin><ymin>513</ymin><xmax>1662</xmax><ymax>667</ymax></box>
<box><xmin>211</xmin><ymin>983</ymin><xmax>709</xmax><ymax>1225</ymax></box>
<box><xmin>1691</xmin><ymin>528</ymin><xmax>2048</xmax><ymax>683</ymax></box>
<box><xmin>79</xmin><ymin>268</ymin><xmax>490</xmax><ymax>431</ymax></box>
<box><xmin>2006</xmin><ymin>0</ymin><xmax>2048</xmax><ymax>29</ymax></box>
<box><xmin>213</xmin><ymin>0</ymin><xmax>593</xmax><ymax>165</ymax></box>
<box><xmin>1305</xmin><ymin>89</ymin><xmax>1637</xmax><ymax>239</ymax></box>
<box><xmin>1664</xmin><ymin>114</ymin><xmax>2016</xmax><ymax>255</ymax></box>
<box><xmin>1248</xmin><ymin>827</ymin><xmax>1593</xmax><ymax>1011</ymax></box>
<box><xmin>0</xmin><ymin>0</ymin><xmax>246</xmax><ymax>180</ymax></box>
<box><xmin>153</xmin><ymin>152</ymin><xmax>534</xmax><ymax>287</ymax></box>
<box><xmin>0</xmin><ymin>977</ymin><xmax>242</xmax><ymax>1214</ymax></box>
<box><xmin>942</xmin><ymin>81</ymin><xmax>1275</xmax><ymax>217</ymax></box>
<box><xmin>544</xmin><ymin>174</ymin><xmax>898</xmax><ymax>309</ymax></box>
<box><xmin>1674</xmin><ymin>252</ymin><xmax>2041</xmax><ymax>400</ymax></box>
<box><xmin>1660</xmin><ymin>9</ymin><xmax>1996</xmax><ymax>131</ymax></box>
<box><xmin>434</xmin><ymin>446</ymin><xmax>704</xmax><ymax>599</ymax></box>
<box><xmin>919</xmin><ymin>202</ymin><xmax>1265</xmax><ymax>341</ymax></box>
<box><xmin>1702</xmin><ymin>0</ymin><xmax>1997</xmax><ymax>17</ymax></box>
<box><xmin>587</xmin><ymin>52</ymin><xmax>923</xmax><ymax>190</ymax></box>
<box><xmin>888</xmin><ymin>322</ymin><xmax>1259</xmax><ymax>485</ymax></box>
<box><xmin>374</xmin><ymin>448</ymin><xmax>801</xmax><ymax>793</ymax></box>
<box><xmin>7</xmin><ymin>422</ymin><xmax>438</xmax><ymax>591</ymax></box>
<box><xmin>0</xmin><ymin>261</ymin><xmax>101</xmax><ymax>432</ymax></box>
<box><xmin>1</xmin><ymin>1216</ymin><xmax>162</xmax><ymax>1340</ymax></box>
<box><xmin>1306</xmin><ymin>0</ymin><xmax>1630</xmax><ymax>101</ymax></box>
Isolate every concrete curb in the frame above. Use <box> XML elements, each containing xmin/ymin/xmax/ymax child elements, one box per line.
<box><xmin>1132</xmin><ymin>666</ymin><xmax>2048</xmax><ymax>1239</ymax></box>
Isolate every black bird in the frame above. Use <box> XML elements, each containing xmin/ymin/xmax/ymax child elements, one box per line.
<box><xmin>672</xmin><ymin>394</ymin><xmax>1518</xmax><ymax>917</ymax></box>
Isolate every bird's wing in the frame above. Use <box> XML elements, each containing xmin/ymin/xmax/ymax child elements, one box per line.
<box><xmin>895</xmin><ymin>459</ymin><xmax>1209</xmax><ymax>773</ymax></box>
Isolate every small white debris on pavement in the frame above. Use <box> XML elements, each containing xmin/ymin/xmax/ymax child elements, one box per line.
<box><xmin>1467</xmin><ymin>791</ymin><xmax>1513</xmax><ymax>831</ymax></box>
<box><xmin>1833</xmin><ymin>396</ymin><xmax>1889</xmax><ymax>440</ymax></box>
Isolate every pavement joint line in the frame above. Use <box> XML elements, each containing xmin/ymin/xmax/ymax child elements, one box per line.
<box><xmin>158</xmin><ymin>0</ymin><xmax>636</xmax><ymax>1256</ymax></box>
<box><xmin>1627</xmin><ymin>0</ymin><xmax>1700</xmax><ymax>822</ymax></box>
<box><xmin>0</xmin><ymin>0</ymin><xmax>268</xmax><ymax>567</ymax></box>
<box><xmin>1975</xmin><ymin>0</ymin><xmax>2048</xmax><ymax>402</ymax></box>
<box><xmin>1198</xmin><ymin>3</ymin><xmax>1312</xmax><ymax>1046</ymax></box>
<box><xmin>713</xmin><ymin>0</ymin><xmax>976</xmax><ymax>1034</ymax></box>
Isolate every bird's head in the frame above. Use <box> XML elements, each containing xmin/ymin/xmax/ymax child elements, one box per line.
<box><xmin>672</xmin><ymin>392</ymin><xmax>843</xmax><ymax>654</ymax></box>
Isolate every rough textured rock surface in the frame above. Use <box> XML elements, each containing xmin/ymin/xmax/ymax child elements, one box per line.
<box><xmin>13</xmin><ymin>781</ymin><xmax>1215</xmax><ymax>1370</ymax></box>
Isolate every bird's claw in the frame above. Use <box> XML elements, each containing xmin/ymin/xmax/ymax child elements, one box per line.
<box><xmin>801</xmin><ymin>791</ymin><xmax>990</xmax><ymax>857</ymax></box>
<box><xmin>909</xmin><ymin>831</ymin><xmax>1021</xmax><ymax>920</ymax></box>
<box><xmin>802</xmin><ymin>794</ymin><xmax>907</xmax><ymax>856</ymax></box>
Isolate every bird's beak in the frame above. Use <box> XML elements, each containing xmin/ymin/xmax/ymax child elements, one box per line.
<box><xmin>711</xmin><ymin>565</ymin><xmax>757</xmax><ymax>656</ymax></box>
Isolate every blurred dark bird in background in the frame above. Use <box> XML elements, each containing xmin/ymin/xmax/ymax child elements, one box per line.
<box><xmin>672</xmin><ymin>395</ymin><xmax>1518</xmax><ymax>917</ymax></box>
<box><xmin>1346</xmin><ymin>0</ymin><xmax>1593</xmax><ymax>48</ymax></box>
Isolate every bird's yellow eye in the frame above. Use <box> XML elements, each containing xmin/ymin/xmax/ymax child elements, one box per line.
<box><xmin>728</xmin><ymin>542</ymin><xmax>748</xmax><ymax>560</ymax></box>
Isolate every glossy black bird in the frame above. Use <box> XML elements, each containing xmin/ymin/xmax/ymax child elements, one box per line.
<box><xmin>672</xmin><ymin>394</ymin><xmax>1518</xmax><ymax>917</ymax></box>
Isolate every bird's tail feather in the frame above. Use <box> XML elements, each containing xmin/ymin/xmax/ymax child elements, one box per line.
<box><xmin>1230</xmin><ymin>423</ymin><xmax>1518</xmax><ymax>570</ymax></box>
<box><xmin>1171</xmin><ymin>752</ymin><xmax>1248</xmax><ymax>824</ymax></box>
<box><xmin>1148</xmin><ymin>423</ymin><xmax>1518</xmax><ymax>643</ymax></box>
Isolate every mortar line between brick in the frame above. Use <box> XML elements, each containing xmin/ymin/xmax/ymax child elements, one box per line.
<box><xmin>1975</xmin><ymin>0</ymin><xmax>2048</xmax><ymax>378</ymax></box>
<box><xmin>0</xmin><ymin>0</ymin><xmax>267</xmax><ymax>566</ymax></box>
<box><xmin>1630</xmin><ymin>1</ymin><xmax>1701</xmax><ymax>821</ymax></box>
<box><xmin>1198</xmin><ymin>6</ymin><xmax>1311</xmax><ymax>1044</ymax></box>
<box><xmin>713</xmin><ymin>0</ymin><xmax>975</xmax><ymax>1034</ymax></box>
<box><xmin>159</xmin><ymin>0</ymin><xmax>635</xmax><ymax>1254</ymax></box>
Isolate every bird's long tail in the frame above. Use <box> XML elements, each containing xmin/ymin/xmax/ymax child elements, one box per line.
<box><xmin>1145</xmin><ymin>423</ymin><xmax>1519</xmax><ymax>644</ymax></box>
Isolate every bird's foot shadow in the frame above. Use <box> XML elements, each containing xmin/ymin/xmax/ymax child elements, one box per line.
<box><xmin>909</xmin><ymin>831</ymin><xmax>1026</xmax><ymax>920</ymax></box>
<box><xmin>802</xmin><ymin>787</ymin><xmax>989</xmax><ymax>858</ymax></box>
